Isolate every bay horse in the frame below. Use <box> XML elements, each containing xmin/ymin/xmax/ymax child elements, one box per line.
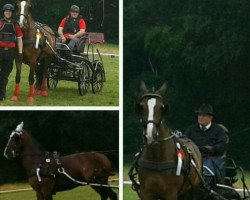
<box><xmin>12</xmin><ymin>0</ymin><xmax>56</xmax><ymax>103</ymax></box>
<box><xmin>134</xmin><ymin>82</ymin><xmax>203</xmax><ymax>200</ymax></box>
<box><xmin>3</xmin><ymin>122</ymin><xmax>117</xmax><ymax>200</ymax></box>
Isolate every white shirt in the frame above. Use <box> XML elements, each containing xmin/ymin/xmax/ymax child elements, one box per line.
<box><xmin>200</xmin><ymin>122</ymin><xmax>212</xmax><ymax>131</ymax></box>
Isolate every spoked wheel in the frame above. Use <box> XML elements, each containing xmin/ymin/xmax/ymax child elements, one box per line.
<box><xmin>78</xmin><ymin>61</ymin><xmax>90</xmax><ymax>95</ymax></box>
<box><xmin>91</xmin><ymin>60</ymin><xmax>104</xmax><ymax>93</ymax></box>
<box><xmin>47</xmin><ymin>67</ymin><xmax>59</xmax><ymax>89</ymax></box>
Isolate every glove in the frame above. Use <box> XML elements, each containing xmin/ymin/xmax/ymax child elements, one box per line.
<box><xmin>17</xmin><ymin>53</ymin><xmax>23</xmax><ymax>62</ymax></box>
<box><xmin>204</xmin><ymin>145</ymin><xmax>215</xmax><ymax>154</ymax></box>
<box><xmin>199</xmin><ymin>145</ymin><xmax>215</xmax><ymax>155</ymax></box>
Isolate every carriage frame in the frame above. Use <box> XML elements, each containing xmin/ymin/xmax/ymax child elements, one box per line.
<box><xmin>47</xmin><ymin>34</ymin><xmax>106</xmax><ymax>95</ymax></box>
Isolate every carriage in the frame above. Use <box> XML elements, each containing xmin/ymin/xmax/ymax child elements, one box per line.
<box><xmin>199</xmin><ymin>158</ymin><xmax>250</xmax><ymax>200</ymax></box>
<box><xmin>46</xmin><ymin>34</ymin><xmax>106</xmax><ymax>95</ymax></box>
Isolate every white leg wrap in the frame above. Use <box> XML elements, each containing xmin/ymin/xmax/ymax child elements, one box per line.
<box><xmin>36</xmin><ymin>168</ymin><xmax>42</xmax><ymax>182</ymax></box>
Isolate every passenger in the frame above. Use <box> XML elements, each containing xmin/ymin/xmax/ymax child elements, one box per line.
<box><xmin>185</xmin><ymin>104</ymin><xmax>229</xmax><ymax>186</ymax></box>
<box><xmin>57</xmin><ymin>5</ymin><xmax>86</xmax><ymax>52</ymax></box>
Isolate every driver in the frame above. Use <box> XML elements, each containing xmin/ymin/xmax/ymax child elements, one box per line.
<box><xmin>185</xmin><ymin>104</ymin><xmax>229</xmax><ymax>186</ymax></box>
<box><xmin>57</xmin><ymin>5</ymin><xmax>86</xmax><ymax>52</ymax></box>
<box><xmin>0</xmin><ymin>4</ymin><xmax>23</xmax><ymax>101</ymax></box>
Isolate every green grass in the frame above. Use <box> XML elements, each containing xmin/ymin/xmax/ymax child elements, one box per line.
<box><xmin>0</xmin><ymin>43</ymin><xmax>119</xmax><ymax>106</ymax></box>
<box><xmin>123</xmin><ymin>164</ymin><xmax>139</xmax><ymax>200</ymax></box>
<box><xmin>93</xmin><ymin>43</ymin><xmax>119</xmax><ymax>55</ymax></box>
<box><xmin>0</xmin><ymin>186</ymin><xmax>119</xmax><ymax>200</ymax></box>
<box><xmin>124</xmin><ymin>185</ymin><xmax>138</xmax><ymax>200</ymax></box>
<box><xmin>0</xmin><ymin>174</ymin><xmax>119</xmax><ymax>199</ymax></box>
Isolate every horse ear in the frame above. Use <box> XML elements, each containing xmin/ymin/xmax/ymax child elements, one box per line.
<box><xmin>16</xmin><ymin>122</ymin><xmax>24</xmax><ymax>132</ymax></box>
<box><xmin>139</xmin><ymin>81</ymin><xmax>148</xmax><ymax>94</ymax></box>
<box><xmin>156</xmin><ymin>83</ymin><xmax>167</xmax><ymax>96</ymax></box>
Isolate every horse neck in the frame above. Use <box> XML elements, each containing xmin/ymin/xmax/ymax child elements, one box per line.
<box><xmin>142</xmin><ymin>120</ymin><xmax>176</xmax><ymax>162</ymax></box>
<box><xmin>22</xmin><ymin>15</ymin><xmax>35</xmax><ymax>38</ymax></box>
<box><xmin>27</xmin><ymin>15</ymin><xmax>35</xmax><ymax>28</ymax></box>
<box><xmin>21</xmin><ymin>134</ymin><xmax>45</xmax><ymax>171</ymax></box>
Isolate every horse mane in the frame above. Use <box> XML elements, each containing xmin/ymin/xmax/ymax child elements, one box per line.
<box><xmin>22</xmin><ymin>130</ymin><xmax>45</xmax><ymax>153</ymax></box>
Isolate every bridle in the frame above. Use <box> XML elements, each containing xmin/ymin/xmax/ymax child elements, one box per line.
<box><xmin>5</xmin><ymin>130</ymin><xmax>44</xmax><ymax>158</ymax></box>
<box><xmin>140</xmin><ymin>93</ymin><xmax>174</xmax><ymax>144</ymax></box>
<box><xmin>16</xmin><ymin>1</ymin><xmax>31</xmax><ymax>27</ymax></box>
<box><xmin>5</xmin><ymin>130</ymin><xmax>23</xmax><ymax>157</ymax></box>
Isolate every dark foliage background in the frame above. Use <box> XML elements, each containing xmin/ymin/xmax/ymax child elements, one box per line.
<box><xmin>0</xmin><ymin>111</ymin><xmax>118</xmax><ymax>183</ymax></box>
<box><xmin>4</xmin><ymin>0</ymin><xmax>118</xmax><ymax>41</ymax></box>
<box><xmin>124</xmin><ymin>0</ymin><xmax>250</xmax><ymax>168</ymax></box>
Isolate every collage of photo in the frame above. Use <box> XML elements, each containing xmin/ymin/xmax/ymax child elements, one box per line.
<box><xmin>0</xmin><ymin>0</ymin><xmax>250</xmax><ymax>200</ymax></box>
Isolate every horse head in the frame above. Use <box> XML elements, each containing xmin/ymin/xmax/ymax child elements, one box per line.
<box><xmin>137</xmin><ymin>82</ymin><xmax>168</xmax><ymax>144</ymax></box>
<box><xmin>4</xmin><ymin>122</ymin><xmax>25</xmax><ymax>160</ymax></box>
<box><xmin>16</xmin><ymin>0</ymin><xmax>31</xmax><ymax>28</ymax></box>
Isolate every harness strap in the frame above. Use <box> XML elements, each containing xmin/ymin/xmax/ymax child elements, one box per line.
<box><xmin>57</xmin><ymin>167</ymin><xmax>119</xmax><ymax>188</ymax></box>
<box><xmin>138</xmin><ymin>159</ymin><xmax>176</xmax><ymax>171</ymax></box>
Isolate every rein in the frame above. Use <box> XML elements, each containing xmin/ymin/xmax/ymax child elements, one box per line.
<box><xmin>57</xmin><ymin>167</ymin><xmax>119</xmax><ymax>189</ymax></box>
<box><xmin>152</xmin><ymin>133</ymin><xmax>175</xmax><ymax>144</ymax></box>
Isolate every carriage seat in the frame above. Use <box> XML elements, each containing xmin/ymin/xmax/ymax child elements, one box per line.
<box><xmin>224</xmin><ymin>166</ymin><xmax>238</xmax><ymax>186</ymax></box>
<box><xmin>55</xmin><ymin>43</ymin><xmax>73</xmax><ymax>61</ymax></box>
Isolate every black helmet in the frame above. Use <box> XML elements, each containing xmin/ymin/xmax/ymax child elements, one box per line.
<box><xmin>3</xmin><ymin>4</ymin><xmax>15</xmax><ymax>11</ymax></box>
<box><xmin>70</xmin><ymin>5</ymin><xmax>80</xmax><ymax>13</ymax></box>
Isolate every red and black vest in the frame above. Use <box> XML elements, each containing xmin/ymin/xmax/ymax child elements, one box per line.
<box><xmin>63</xmin><ymin>15</ymin><xmax>82</xmax><ymax>35</ymax></box>
<box><xmin>0</xmin><ymin>19</ymin><xmax>17</xmax><ymax>43</ymax></box>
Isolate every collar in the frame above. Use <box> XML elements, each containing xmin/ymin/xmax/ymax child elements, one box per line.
<box><xmin>199</xmin><ymin>122</ymin><xmax>212</xmax><ymax>131</ymax></box>
<box><xmin>3</xmin><ymin>18</ymin><xmax>12</xmax><ymax>22</ymax></box>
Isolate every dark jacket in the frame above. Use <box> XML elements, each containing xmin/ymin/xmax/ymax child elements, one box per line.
<box><xmin>63</xmin><ymin>15</ymin><xmax>82</xmax><ymax>35</ymax></box>
<box><xmin>185</xmin><ymin>123</ymin><xmax>229</xmax><ymax>157</ymax></box>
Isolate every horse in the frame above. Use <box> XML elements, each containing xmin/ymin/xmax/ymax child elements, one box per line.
<box><xmin>133</xmin><ymin>82</ymin><xmax>203</xmax><ymax>200</ymax></box>
<box><xmin>12</xmin><ymin>0</ymin><xmax>56</xmax><ymax>103</ymax></box>
<box><xmin>3</xmin><ymin>122</ymin><xmax>118</xmax><ymax>200</ymax></box>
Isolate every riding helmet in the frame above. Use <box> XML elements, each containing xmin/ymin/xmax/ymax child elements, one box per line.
<box><xmin>3</xmin><ymin>4</ymin><xmax>15</xmax><ymax>11</ymax></box>
<box><xmin>70</xmin><ymin>5</ymin><xmax>80</xmax><ymax>13</ymax></box>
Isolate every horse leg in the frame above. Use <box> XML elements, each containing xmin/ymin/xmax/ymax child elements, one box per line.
<box><xmin>164</xmin><ymin>191</ymin><xmax>178</xmax><ymax>200</ymax></box>
<box><xmin>140</xmin><ymin>191</ymin><xmax>154</xmax><ymax>200</ymax></box>
<box><xmin>35</xmin><ymin>60</ymin><xmax>44</xmax><ymax>95</ymax></box>
<box><xmin>11</xmin><ymin>59</ymin><xmax>22</xmax><ymax>101</ymax></box>
<box><xmin>41</xmin><ymin>57</ymin><xmax>50</xmax><ymax>97</ymax></box>
<box><xmin>91</xmin><ymin>186</ymin><xmax>117</xmax><ymax>200</ymax></box>
<box><xmin>43</xmin><ymin>194</ymin><xmax>53</xmax><ymax>200</ymax></box>
<box><xmin>28</xmin><ymin>61</ymin><xmax>36</xmax><ymax>103</ymax></box>
<box><xmin>104</xmin><ymin>187</ymin><xmax>117</xmax><ymax>200</ymax></box>
<box><xmin>36</xmin><ymin>191</ymin><xmax>44</xmax><ymax>200</ymax></box>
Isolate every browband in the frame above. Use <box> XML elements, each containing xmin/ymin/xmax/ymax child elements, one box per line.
<box><xmin>141</xmin><ymin>93</ymin><xmax>162</xmax><ymax>100</ymax></box>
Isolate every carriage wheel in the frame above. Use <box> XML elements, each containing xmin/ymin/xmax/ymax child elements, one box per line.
<box><xmin>91</xmin><ymin>61</ymin><xmax>104</xmax><ymax>94</ymax></box>
<box><xmin>47</xmin><ymin>67</ymin><xmax>58</xmax><ymax>89</ymax></box>
<box><xmin>78</xmin><ymin>62</ymin><xmax>90</xmax><ymax>95</ymax></box>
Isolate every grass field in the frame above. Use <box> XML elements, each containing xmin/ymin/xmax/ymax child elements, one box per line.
<box><xmin>0</xmin><ymin>43</ymin><xmax>119</xmax><ymax>106</ymax></box>
<box><xmin>0</xmin><ymin>186</ymin><xmax>119</xmax><ymax>200</ymax></box>
<box><xmin>0</xmin><ymin>174</ymin><xmax>119</xmax><ymax>200</ymax></box>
